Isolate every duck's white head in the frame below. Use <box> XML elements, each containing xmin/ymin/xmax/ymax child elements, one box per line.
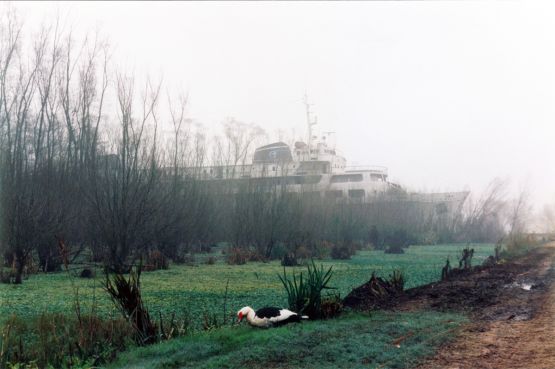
<box><xmin>237</xmin><ymin>306</ymin><xmax>253</xmax><ymax>322</ymax></box>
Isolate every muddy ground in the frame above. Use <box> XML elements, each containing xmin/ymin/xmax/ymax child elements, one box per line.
<box><xmin>345</xmin><ymin>243</ymin><xmax>555</xmax><ymax>369</ymax></box>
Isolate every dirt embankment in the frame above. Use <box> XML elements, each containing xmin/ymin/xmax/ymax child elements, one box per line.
<box><xmin>415</xmin><ymin>244</ymin><xmax>555</xmax><ymax>369</ymax></box>
<box><xmin>345</xmin><ymin>244</ymin><xmax>555</xmax><ymax>369</ymax></box>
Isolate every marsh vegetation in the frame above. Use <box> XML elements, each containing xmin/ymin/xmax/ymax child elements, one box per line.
<box><xmin>1</xmin><ymin>6</ymin><xmax>552</xmax><ymax>369</ymax></box>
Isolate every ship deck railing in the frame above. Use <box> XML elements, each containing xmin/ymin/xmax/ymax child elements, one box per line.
<box><xmin>345</xmin><ymin>165</ymin><xmax>388</xmax><ymax>174</ymax></box>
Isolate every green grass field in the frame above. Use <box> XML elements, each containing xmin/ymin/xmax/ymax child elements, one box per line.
<box><xmin>0</xmin><ymin>244</ymin><xmax>494</xmax><ymax>368</ymax></box>
<box><xmin>0</xmin><ymin>244</ymin><xmax>494</xmax><ymax>331</ymax></box>
<box><xmin>108</xmin><ymin>310</ymin><xmax>467</xmax><ymax>369</ymax></box>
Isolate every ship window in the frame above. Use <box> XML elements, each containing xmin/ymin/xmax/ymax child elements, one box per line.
<box><xmin>325</xmin><ymin>190</ymin><xmax>343</xmax><ymax>198</ymax></box>
<box><xmin>284</xmin><ymin>177</ymin><xmax>300</xmax><ymax>185</ymax></box>
<box><xmin>330</xmin><ymin>174</ymin><xmax>363</xmax><ymax>183</ymax></box>
<box><xmin>370</xmin><ymin>174</ymin><xmax>383</xmax><ymax>181</ymax></box>
<box><xmin>436</xmin><ymin>203</ymin><xmax>448</xmax><ymax>214</ymax></box>
<box><xmin>280</xmin><ymin>175</ymin><xmax>322</xmax><ymax>185</ymax></box>
<box><xmin>348</xmin><ymin>189</ymin><xmax>365</xmax><ymax>198</ymax></box>
<box><xmin>300</xmin><ymin>175</ymin><xmax>322</xmax><ymax>184</ymax></box>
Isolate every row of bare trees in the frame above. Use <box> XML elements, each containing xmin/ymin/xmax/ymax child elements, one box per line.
<box><xmin>0</xmin><ymin>12</ymin><xmax>532</xmax><ymax>283</ymax></box>
<box><xmin>0</xmin><ymin>12</ymin><xmax>166</xmax><ymax>278</ymax></box>
<box><xmin>457</xmin><ymin>178</ymin><xmax>534</xmax><ymax>244</ymax></box>
<box><xmin>0</xmin><ymin>12</ymin><xmax>272</xmax><ymax>279</ymax></box>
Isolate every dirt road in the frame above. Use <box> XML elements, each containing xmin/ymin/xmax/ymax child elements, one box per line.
<box><xmin>418</xmin><ymin>243</ymin><xmax>555</xmax><ymax>369</ymax></box>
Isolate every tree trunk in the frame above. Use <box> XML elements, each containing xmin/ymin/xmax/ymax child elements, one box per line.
<box><xmin>13</xmin><ymin>252</ymin><xmax>25</xmax><ymax>284</ymax></box>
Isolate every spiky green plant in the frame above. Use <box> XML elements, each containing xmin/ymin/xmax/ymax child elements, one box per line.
<box><xmin>278</xmin><ymin>260</ymin><xmax>334</xmax><ymax>319</ymax></box>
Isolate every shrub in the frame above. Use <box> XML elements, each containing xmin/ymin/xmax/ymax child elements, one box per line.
<box><xmin>419</xmin><ymin>230</ymin><xmax>439</xmax><ymax>245</ymax></box>
<box><xmin>503</xmin><ymin>234</ymin><xmax>540</xmax><ymax>258</ymax></box>
<box><xmin>247</xmin><ymin>251</ymin><xmax>266</xmax><ymax>262</ymax></box>
<box><xmin>0</xmin><ymin>257</ymin><xmax>38</xmax><ymax>284</ymax></box>
<box><xmin>482</xmin><ymin>255</ymin><xmax>496</xmax><ymax>267</ymax></box>
<box><xmin>143</xmin><ymin>250</ymin><xmax>169</xmax><ymax>272</ymax></box>
<box><xmin>172</xmin><ymin>252</ymin><xmax>196</xmax><ymax>266</ymax></box>
<box><xmin>0</xmin><ymin>313</ymin><xmax>132</xmax><ymax>368</ymax></box>
<box><xmin>320</xmin><ymin>294</ymin><xmax>343</xmax><ymax>319</ymax></box>
<box><xmin>383</xmin><ymin>228</ymin><xmax>415</xmax><ymax>252</ymax></box>
<box><xmin>278</xmin><ymin>260</ymin><xmax>334</xmax><ymax>319</ymax></box>
<box><xmin>458</xmin><ymin>247</ymin><xmax>474</xmax><ymax>269</ymax></box>
<box><xmin>295</xmin><ymin>245</ymin><xmax>312</xmax><ymax>260</ymax></box>
<box><xmin>37</xmin><ymin>245</ymin><xmax>62</xmax><ymax>272</ymax></box>
<box><xmin>225</xmin><ymin>247</ymin><xmax>249</xmax><ymax>265</ymax></box>
<box><xmin>281</xmin><ymin>253</ymin><xmax>298</xmax><ymax>266</ymax></box>
<box><xmin>0</xmin><ymin>267</ymin><xmax>15</xmax><ymax>284</ymax></box>
<box><xmin>311</xmin><ymin>240</ymin><xmax>331</xmax><ymax>258</ymax></box>
<box><xmin>201</xmin><ymin>311</ymin><xmax>221</xmax><ymax>331</ymax></box>
<box><xmin>330</xmin><ymin>242</ymin><xmax>356</xmax><ymax>260</ymax></box>
<box><xmin>79</xmin><ymin>268</ymin><xmax>95</xmax><ymax>278</ymax></box>
<box><xmin>104</xmin><ymin>265</ymin><xmax>157</xmax><ymax>345</ymax></box>
<box><xmin>388</xmin><ymin>270</ymin><xmax>405</xmax><ymax>292</ymax></box>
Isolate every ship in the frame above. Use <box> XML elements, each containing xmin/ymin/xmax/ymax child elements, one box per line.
<box><xmin>186</xmin><ymin>99</ymin><xmax>469</xmax><ymax>218</ymax></box>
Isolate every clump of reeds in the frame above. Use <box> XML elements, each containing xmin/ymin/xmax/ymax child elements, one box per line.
<box><xmin>279</xmin><ymin>260</ymin><xmax>335</xmax><ymax>319</ymax></box>
<box><xmin>104</xmin><ymin>263</ymin><xmax>158</xmax><ymax>345</ymax></box>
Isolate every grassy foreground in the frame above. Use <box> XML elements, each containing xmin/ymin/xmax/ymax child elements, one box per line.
<box><xmin>0</xmin><ymin>244</ymin><xmax>494</xmax><ymax>331</ymax></box>
<box><xmin>108</xmin><ymin>311</ymin><xmax>466</xmax><ymax>369</ymax></box>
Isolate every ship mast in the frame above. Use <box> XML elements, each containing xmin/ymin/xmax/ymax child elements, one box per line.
<box><xmin>303</xmin><ymin>94</ymin><xmax>317</xmax><ymax>151</ymax></box>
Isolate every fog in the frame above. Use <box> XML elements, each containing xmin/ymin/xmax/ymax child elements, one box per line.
<box><xmin>14</xmin><ymin>1</ymin><xmax>555</xmax><ymax>208</ymax></box>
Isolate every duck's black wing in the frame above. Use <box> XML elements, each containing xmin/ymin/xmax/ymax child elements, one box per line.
<box><xmin>255</xmin><ymin>307</ymin><xmax>302</xmax><ymax>327</ymax></box>
<box><xmin>255</xmin><ymin>307</ymin><xmax>282</xmax><ymax>318</ymax></box>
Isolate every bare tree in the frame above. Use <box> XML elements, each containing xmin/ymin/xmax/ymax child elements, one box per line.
<box><xmin>86</xmin><ymin>74</ymin><xmax>165</xmax><ymax>271</ymax></box>
<box><xmin>507</xmin><ymin>188</ymin><xmax>531</xmax><ymax>237</ymax></box>
<box><xmin>0</xmin><ymin>12</ymin><xmax>42</xmax><ymax>282</ymax></box>
<box><xmin>459</xmin><ymin>178</ymin><xmax>508</xmax><ymax>242</ymax></box>
<box><xmin>0</xmin><ymin>13</ymin><xmax>81</xmax><ymax>280</ymax></box>
<box><xmin>213</xmin><ymin>118</ymin><xmax>264</xmax><ymax>172</ymax></box>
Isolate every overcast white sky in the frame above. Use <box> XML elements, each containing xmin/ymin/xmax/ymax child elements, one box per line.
<box><xmin>12</xmin><ymin>1</ymin><xmax>555</xmax><ymax>208</ymax></box>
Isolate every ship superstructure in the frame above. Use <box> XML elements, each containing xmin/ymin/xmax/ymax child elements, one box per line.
<box><xmin>184</xmin><ymin>99</ymin><xmax>468</xmax><ymax>215</ymax></box>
